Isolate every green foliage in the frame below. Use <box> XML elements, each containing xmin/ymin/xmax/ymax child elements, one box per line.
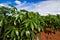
<box><xmin>0</xmin><ymin>6</ymin><xmax>60</xmax><ymax>40</ymax></box>
<box><xmin>0</xmin><ymin>6</ymin><xmax>40</xmax><ymax>40</ymax></box>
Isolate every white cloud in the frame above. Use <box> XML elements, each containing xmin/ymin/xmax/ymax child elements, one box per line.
<box><xmin>15</xmin><ymin>0</ymin><xmax>21</xmax><ymax>5</ymax></box>
<box><xmin>0</xmin><ymin>0</ymin><xmax>60</xmax><ymax>16</ymax></box>
<box><xmin>15</xmin><ymin>1</ymin><xmax>60</xmax><ymax>15</ymax></box>
<box><xmin>16</xmin><ymin>1</ymin><xmax>35</xmax><ymax>11</ymax></box>
<box><xmin>0</xmin><ymin>2</ymin><xmax>11</xmax><ymax>7</ymax></box>
<box><xmin>0</xmin><ymin>4</ymin><xmax>4</xmax><ymax>6</ymax></box>
<box><xmin>33</xmin><ymin>1</ymin><xmax>60</xmax><ymax>15</ymax></box>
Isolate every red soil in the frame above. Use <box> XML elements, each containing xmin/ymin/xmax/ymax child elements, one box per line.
<box><xmin>38</xmin><ymin>28</ymin><xmax>60</xmax><ymax>40</ymax></box>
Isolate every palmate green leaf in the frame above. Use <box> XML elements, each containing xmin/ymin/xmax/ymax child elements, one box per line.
<box><xmin>18</xmin><ymin>19</ymin><xmax>20</xmax><ymax>23</ymax></box>
<box><xmin>20</xmin><ymin>14</ymin><xmax>24</xmax><ymax>21</ymax></box>
<box><xmin>4</xmin><ymin>29</ymin><xmax>11</xmax><ymax>39</ymax></box>
<box><xmin>36</xmin><ymin>36</ymin><xmax>40</xmax><ymax>40</ymax></box>
<box><xmin>37</xmin><ymin>26</ymin><xmax>41</xmax><ymax>32</ymax></box>
<box><xmin>21</xmin><ymin>30</ymin><xmax>25</xmax><ymax>37</ymax></box>
<box><xmin>4</xmin><ymin>26</ymin><xmax>16</xmax><ymax>39</ymax></box>
<box><xmin>33</xmin><ymin>22</ymin><xmax>37</xmax><ymax>29</ymax></box>
<box><xmin>15</xmin><ymin>30</ymin><xmax>19</xmax><ymax>36</ymax></box>
<box><xmin>26</xmin><ymin>31</ymin><xmax>30</xmax><ymax>37</ymax></box>
<box><xmin>25</xmin><ymin>22</ymin><xmax>29</xmax><ymax>27</ymax></box>
<box><xmin>14</xmin><ymin>21</ymin><xmax>16</xmax><ymax>25</ymax></box>
<box><xmin>40</xmin><ymin>26</ymin><xmax>45</xmax><ymax>32</ymax></box>
<box><xmin>12</xmin><ymin>14</ymin><xmax>19</xmax><ymax>20</ymax></box>
<box><xmin>30</xmin><ymin>22</ymin><xmax>34</xmax><ymax>31</ymax></box>
<box><xmin>28</xmin><ymin>12</ymin><xmax>34</xmax><ymax>18</ymax></box>
<box><xmin>35</xmin><ymin>20</ymin><xmax>40</xmax><ymax>25</ymax></box>
<box><xmin>13</xmin><ymin>38</ymin><xmax>16</xmax><ymax>40</ymax></box>
<box><xmin>0</xmin><ymin>20</ymin><xmax>2</xmax><ymax>26</ymax></box>
<box><xmin>31</xmin><ymin>32</ymin><xmax>35</xmax><ymax>40</ymax></box>
<box><xmin>11</xmin><ymin>30</ymin><xmax>15</xmax><ymax>39</ymax></box>
<box><xmin>32</xmin><ymin>17</ymin><xmax>40</xmax><ymax>25</ymax></box>
<box><xmin>22</xmin><ymin>19</ymin><xmax>29</xmax><ymax>23</ymax></box>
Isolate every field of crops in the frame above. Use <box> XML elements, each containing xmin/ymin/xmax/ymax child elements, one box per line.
<box><xmin>0</xmin><ymin>6</ymin><xmax>60</xmax><ymax>40</ymax></box>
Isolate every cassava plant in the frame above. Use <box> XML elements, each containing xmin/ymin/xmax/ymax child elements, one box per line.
<box><xmin>0</xmin><ymin>5</ymin><xmax>60</xmax><ymax>40</ymax></box>
<box><xmin>0</xmin><ymin>6</ymin><xmax>40</xmax><ymax>40</ymax></box>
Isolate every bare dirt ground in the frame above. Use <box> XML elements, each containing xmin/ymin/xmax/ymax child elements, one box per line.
<box><xmin>38</xmin><ymin>28</ymin><xmax>60</xmax><ymax>40</ymax></box>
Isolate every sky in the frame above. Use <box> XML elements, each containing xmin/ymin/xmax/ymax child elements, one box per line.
<box><xmin>0</xmin><ymin>0</ymin><xmax>60</xmax><ymax>15</ymax></box>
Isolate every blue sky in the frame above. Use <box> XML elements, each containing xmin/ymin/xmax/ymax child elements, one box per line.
<box><xmin>0</xmin><ymin>0</ymin><xmax>46</xmax><ymax>5</ymax></box>
<box><xmin>0</xmin><ymin>0</ymin><xmax>60</xmax><ymax>15</ymax></box>
<box><xmin>0</xmin><ymin>0</ymin><xmax>46</xmax><ymax>3</ymax></box>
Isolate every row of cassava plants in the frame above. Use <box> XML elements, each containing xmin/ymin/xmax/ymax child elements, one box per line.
<box><xmin>0</xmin><ymin>6</ymin><xmax>60</xmax><ymax>40</ymax></box>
